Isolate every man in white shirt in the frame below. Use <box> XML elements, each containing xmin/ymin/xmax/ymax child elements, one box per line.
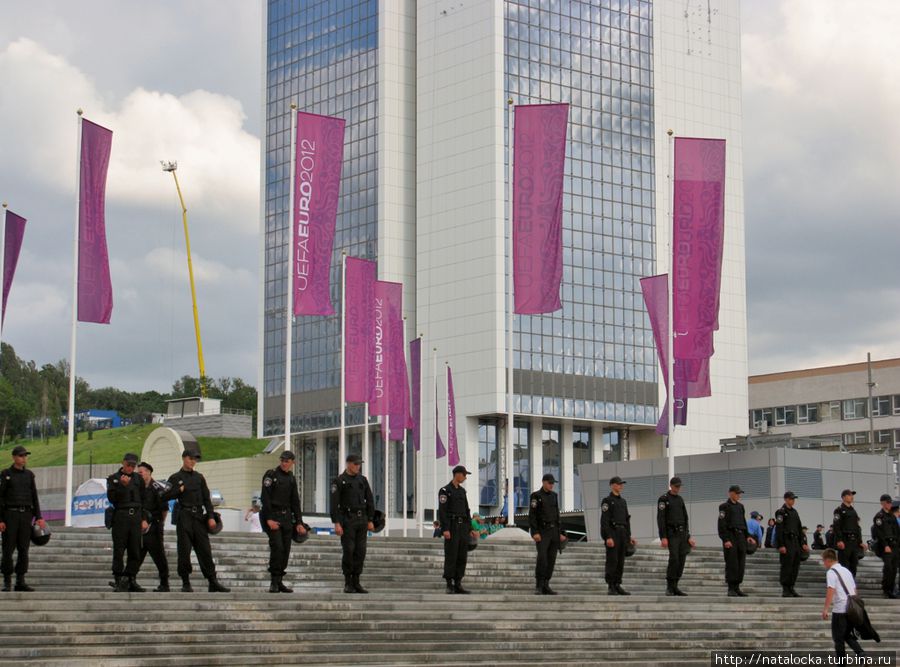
<box><xmin>821</xmin><ymin>548</ymin><xmax>864</xmax><ymax>658</ymax></box>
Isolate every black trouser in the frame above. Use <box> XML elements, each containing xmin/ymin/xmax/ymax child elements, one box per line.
<box><xmin>665</xmin><ymin>528</ymin><xmax>690</xmax><ymax>583</ymax></box>
<box><xmin>176</xmin><ymin>510</ymin><xmax>216</xmax><ymax>579</ymax></box>
<box><xmin>837</xmin><ymin>534</ymin><xmax>861</xmax><ymax>577</ymax></box>
<box><xmin>443</xmin><ymin>516</ymin><xmax>469</xmax><ymax>581</ymax></box>
<box><xmin>604</xmin><ymin>525</ymin><xmax>628</xmax><ymax>586</ymax></box>
<box><xmin>111</xmin><ymin>508</ymin><xmax>143</xmax><ymax>578</ymax></box>
<box><xmin>881</xmin><ymin>546</ymin><xmax>899</xmax><ymax>593</ymax></box>
<box><xmin>138</xmin><ymin>520</ymin><xmax>169</xmax><ymax>580</ymax></box>
<box><xmin>723</xmin><ymin>530</ymin><xmax>747</xmax><ymax>586</ymax></box>
<box><xmin>831</xmin><ymin>612</ymin><xmax>864</xmax><ymax>657</ymax></box>
<box><xmin>339</xmin><ymin>513</ymin><xmax>368</xmax><ymax>577</ymax></box>
<box><xmin>1</xmin><ymin>509</ymin><xmax>32</xmax><ymax>577</ymax></box>
<box><xmin>534</xmin><ymin>525</ymin><xmax>560</xmax><ymax>582</ymax></box>
<box><xmin>265</xmin><ymin>510</ymin><xmax>293</xmax><ymax>577</ymax></box>
<box><xmin>779</xmin><ymin>534</ymin><xmax>802</xmax><ymax>588</ymax></box>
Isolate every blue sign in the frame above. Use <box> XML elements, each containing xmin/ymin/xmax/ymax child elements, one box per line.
<box><xmin>72</xmin><ymin>492</ymin><xmax>110</xmax><ymax>516</ymax></box>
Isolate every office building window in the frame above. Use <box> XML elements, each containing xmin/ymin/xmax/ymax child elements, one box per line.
<box><xmin>602</xmin><ymin>428</ymin><xmax>622</xmax><ymax>462</ymax></box>
<box><xmin>479</xmin><ymin>421</ymin><xmax>499</xmax><ymax>512</ymax></box>
<box><xmin>301</xmin><ymin>438</ymin><xmax>316</xmax><ymax>512</ymax></box>
<box><xmin>797</xmin><ymin>404</ymin><xmax>818</xmax><ymax>424</ymax></box>
<box><xmin>542</xmin><ymin>424</ymin><xmax>562</xmax><ymax>498</ymax></box>
<box><xmin>842</xmin><ymin>398</ymin><xmax>867</xmax><ymax>420</ymax></box>
<box><xmin>872</xmin><ymin>395</ymin><xmax>891</xmax><ymax>417</ymax></box>
<box><xmin>514</xmin><ymin>422</ymin><xmax>531</xmax><ymax>511</ymax></box>
<box><xmin>572</xmin><ymin>427</ymin><xmax>592</xmax><ymax>510</ymax></box>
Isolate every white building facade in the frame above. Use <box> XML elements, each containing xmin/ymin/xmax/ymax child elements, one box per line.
<box><xmin>259</xmin><ymin>0</ymin><xmax>748</xmax><ymax>524</ymax></box>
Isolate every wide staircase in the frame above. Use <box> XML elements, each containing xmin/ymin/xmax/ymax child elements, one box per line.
<box><xmin>0</xmin><ymin>528</ymin><xmax>896</xmax><ymax>666</ymax></box>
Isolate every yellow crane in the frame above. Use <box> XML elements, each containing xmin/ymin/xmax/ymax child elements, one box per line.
<box><xmin>161</xmin><ymin>161</ymin><xmax>207</xmax><ymax>396</ymax></box>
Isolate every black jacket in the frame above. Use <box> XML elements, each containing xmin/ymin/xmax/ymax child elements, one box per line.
<box><xmin>261</xmin><ymin>465</ymin><xmax>302</xmax><ymax>524</ymax></box>
<box><xmin>0</xmin><ymin>466</ymin><xmax>41</xmax><ymax>519</ymax></box>
<box><xmin>528</xmin><ymin>488</ymin><xmax>560</xmax><ymax>535</ymax></box>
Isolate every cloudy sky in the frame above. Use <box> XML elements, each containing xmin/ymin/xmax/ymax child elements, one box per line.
<box><xmin>1</xmin><ymin>1</ymin><xmax>898</xmax><ymax>393</ymax></box>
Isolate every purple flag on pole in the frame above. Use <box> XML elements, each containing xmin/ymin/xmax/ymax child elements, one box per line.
<box><xmin>409</xmin><ymin>337</ymin><xmax>421</xmax><ymax>452</ymax></box>
<box><xmin>2</xmin><ymin>210</ymin><xmax>26</xmax><ymax>327</ymax></box>
<box><xmin>78</xmin><ymin>118</ymin><xmax>113</xmax><ymax>324</ymax></box>
<box><xmin>513</xmin><ymin>103</ymin><xmax>569</xmax><ymax>315</ymax></box>
<box><xmin>446</xmin><ymin>366</ymin><xmax>460</xmax><ymax>467</ymax></box>
<box><xmin>293</xmin><ymin>111</ymin><xmax>345</xmax><ymax>316</ymax></box>
<box><xmin>369</xmin><ymin>281</ymin><xmax>396</xmax><ymax>419</ymax></box>
<box><xmin>672</xmin><ymin>137</ymin><xmax>726</xmax><ymax>359</ymax></box>
<box><xmin>387</xmin><ymin>296</ymin><xmax>410</xmax><ymax>442</ymax></box>
<box><xmin>345</xmin><ymin>257</ymin><xmax>376</xmax><ymax>403</ymax></box>
<box><xmin>435</xmin><ymin>397</ymin><xmax>446</xmax><ymax>460</ymax></box>
<box><xmin>640</xmin><ymin>275</ymin><xmax>688</xmax><ymax>435</ymax></box>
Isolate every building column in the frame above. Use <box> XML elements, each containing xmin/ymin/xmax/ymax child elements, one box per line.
<box><xmin>530</xmin><ymin>417</ymin><xmax>543</xmax><ymax>494</ymax></box>
<box><xmin>591</xmin><ymin>423</ymin><xmax>605</xmax><ymax>463</ymax></box>
<box><xmin>560</xmin><ymin>420</ymin><xmax>574</xmax><ymax>512</ymax></box>
<box><xmin>315</xmin><ymin>432</ymin><xmax>327</xmax><ymax>514</ymax></box>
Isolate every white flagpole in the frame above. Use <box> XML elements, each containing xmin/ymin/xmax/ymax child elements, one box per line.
<box><xmin>0</xmin><ymin>203</ymin><xmax>6</xmax><ymax>346</ymax></box>
<box><xmin>284</xmin><ymin>104</ymin><xmax>297</xmax><ymax>453</ymax></box>
<box><xmin>362</xmin><ymin>403</ymin><xmax>370</xmax><ymax>478</ymax></box>
<box><xmin>431</xmin><ymin>346</ymin><xmax>438</xmax><ymax>527</ymax></box>
<box><xmin>666</xmin><ymin>129</ymin><xmax>675</xmax><ymax>482</ymax></box>
<box><xmin>339</xmin><ymin>252</ymin><xmax>347</xmax><ymax>466</ymax></box>
<box><xmin>384</xmin><ymin>413</ymin><xmax>390</xmax><ymax>537</ymax></box>
<box><xmin>64</xmin><ymin>109</ymin><xmax>84</xmax><ymax>527</ymax></box>
<box><xmin>417</xmin><ymin>334</ymin><xmax>424</xmax><ymax>538</ymax></box>
<box><xmin>402</xmin><ymin>316</ymin><xmax>408</xmax><ymax>538</ymax></box>
<box><xmin>505</xmin><ymin>98</ymin><xmax>515</xmax><ymax>526</ymax></box>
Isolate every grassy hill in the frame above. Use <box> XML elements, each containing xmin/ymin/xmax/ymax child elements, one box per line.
<box><xmin>0</xmin><ymin>424</ymin><xmax>267</xmax><ymax>468</ymax></box>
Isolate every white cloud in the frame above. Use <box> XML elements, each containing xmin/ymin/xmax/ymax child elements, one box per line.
<box><xmin>142</xmin><ymin>246</ymin><xmax>253</xmax><ymax>286</ymax></box>
<box><xmin>0</xmin><ymin>38</ymin><xmax>259</xmax><ymax>234</ymax></box>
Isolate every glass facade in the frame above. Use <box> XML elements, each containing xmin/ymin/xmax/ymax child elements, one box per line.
<box><xmin>542</xmin><ymin>424</ymin><xmax>562</xmax><ymax>496</ymax></box>
<box><xmin>264</xmin><ymin>0</ymin><xmax>379</xmax><ymax>435</ymax></box>
<box><xmin>506</xmin><ymin>0</ymin><xmax>658</xmax><ymax>426</ymax></box>
<box><xmin>572</xmin><ymin>426</ymin><xmax>591</xmax><ymax>509</ymax></box>
<box><xmin>513</xmin><ymin>422</ymin><xmax>531</xmax><ymax>510</ymax></box>
<box><xmin>478</xmin><ymin>421</ymin><xmax>499</xmax><ymax>511</ymax></box>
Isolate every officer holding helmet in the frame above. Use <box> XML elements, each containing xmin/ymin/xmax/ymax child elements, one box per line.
<box><xmin>330</xmin><ymin>453</ymin><xmax>375</xmax><ymax>594</ymax></box>
<box><xmin>439</xmin><ymin>465</ymin><xmax>478</xmax><ymax>594</ymax></box>
<box><xmin>106</xmin><ymin>452</ymin><xmax>148</xmax><ymax>593</ymax></box>
<box><xmin>260</xmin><ymin>449</ymin><xmax>306</xmax><ymax>593</ymax></box>
<box><xmin>0</xmin><ymin>445</ymin><xmax>46</xmax><ymax>592</ymax></box>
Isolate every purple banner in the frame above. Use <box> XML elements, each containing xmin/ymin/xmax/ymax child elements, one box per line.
<box><xmin>387</xmin><ymin>293</ymin><xmax>410</xmax><ymax>442</ymax></box>
<box><xmin>2</xmin><ymin>210</ymin><xmax>26</xmax><ymax>327</ymax></box>
<box><xmin>409</xmin><ymin>337</ymin><xmax>421</xmax><ymax>452</ymax></box>
<box><xmin>78</xmin><ymin>118</ymin><xmax>113</xmax><ymax>324</ymax></box>
<box><xmin>293</xmin><ymin>111</ymin><xmax>345</xmax><ymax>316</ymax></box>
<box><xmin>672</xmin><ymin>137</ymin><xmax>726</xmax><ymax>359</ymax></box>
<box><xmin>446</xmin><ymin>366</ymin><xmax>460</xmax><ymax>467</ymax></box>
<box><xmin>640</xmin><ymin>275</ymin><xmax>687</xmax><ymax>435</ymax></box>
<box><xmin>513</xmin><ymin>103</ymin><xmax>569</xmax><ymax>315</ymax></box>
<box><xmin>368</xmin><ymin>281</ymin><xmax>396</xmax><ymax>418</ymax></box>
<box><xmin>344</xmin><ymin>257</ymin><xmax>376</xmax><ymax>403</ymax></box>
<box><xmin>435</xmin><ymin>397</ymin><xmax>446</xmax><ymax>459</ymax></box>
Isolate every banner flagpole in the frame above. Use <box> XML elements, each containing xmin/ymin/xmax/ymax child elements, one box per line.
<box><xmin>402</xmin><ymin>316</ymin><xmax>408</xmax><ymax>538</ymax></box>
<box><xmin>384</xmin><ymin>413</ymin><xmax>390</xmax><ymax>537</ymax></box>
<box><xmin>417</xmin><ymin>334</ymin><xmax>424</xmax><ymax>537</ymax></box>
<box><xmin>64</xmin><ymin>109</ymin><xmax>84</xmax><ymax>527</ymax></box>
<box><xmin>362</xmin><ymin>403</ymin><xmax>370</xmax><ymax>478</ymax></box>
<box><xmin>339</xmin><ymin>252</ymin><xmax>347</xmax><ymax>466</ymax></box>
<box><xmin>505</xmin><ymin>98</ymin><xmax>515</xmax><ymax>525</ymax></box>
<box><xmin>666</xmin><ymin>129</ymin><xmax>675</xmax><ymax>482</ymax></box>
<box><xmin>432</xmin><ymin>346</ymin><xmax>438</xmax><ymax>525</ymax></box>
<box><xmin>284</xmin><ymin>104</ymin><xmax>297</xmax><ymax>453</ymax></box>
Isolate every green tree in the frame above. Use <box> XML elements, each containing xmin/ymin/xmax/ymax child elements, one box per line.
<box><xmin>0</xmin><ymin>378</ymin><xmax>30</xmax><ymax>444</ymax></box>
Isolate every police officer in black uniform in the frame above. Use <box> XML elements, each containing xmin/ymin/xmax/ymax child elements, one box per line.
<box><xmin>873</xmin><ymin>493</ymin><xmax>900</xmax><ymax>598</ymax></box>
<box><xmin>832</xmin><ymin>489</ymin><xmax>866</xmax><ymax>577</ymax></box>
<box><xmin>718</xmin><ymin>484</ymin><xmax>753</xmax><ymax>597</ymax></box>
<box><xmin>774</xmin><ymin>491</ymin><xmax>809</xmax><ymax>597</ymax></box>
<box><xmin>657</xmin><ymin>476</ymin><xmax>694</xmax><ymax>596</ymax></box>
<box><xmin>0</xmin><ymin>445</ymin><xmax>46</xmax><ymax>592</ymax></box>
<box><xmin>439</xmin><ymin>465</ymin><xmax>477</xmax><ymax>594</ymax></box>
<box><xmin>529</xmin><ymin>473</ymin><xmax>567</xmax><ymax>595</ymax></box>
<box><xmin>601</xmin><ymin>476</ymin><xmax>635</xmax><ymax>595</ymax></box>
<box><xmin>164</xmin><ymin>449</ymin><xmax>230</xmax><ymax>593</ymax></box>
<box><xmin>106</xmin><ymin>452</ymin><xmax>149</xmax><ymax>592</ymax></box>
<box><xmin>330</xmin><ymin>453</ymin><xmax>375</xmax><ymax>594</ymax></box>
<box><xmin>261</xmin><ymin>450</ymin><xmax>307</xmax><ymax>593</ymax></box>
<box><xmin>137</xmin><ymin>462</ymin><xmax>170</xmax><ymax>592</ymax></box>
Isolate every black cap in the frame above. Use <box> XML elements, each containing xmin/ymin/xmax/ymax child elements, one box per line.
<box><xmin>728</xmin><ymin>485</ymin><xmax>744</xmax><ymax>494</ymax></box>
<box><xmin>138</xmin><ymin>461</ymin><xmax>153</xmax><ymax>473</ymax></box>
<box><xmin>609</xmin><ymin>476</ymin><xmax>626</xmax><ymax>485</ymax></box>
<box><xmin>452</xmin><ymin>465</ymin><xmax>471</xmax><ymax>475</ymax></box>
<box><xmin>841</xmin><ymin>489</ymin><xmax>856</xmax><ymax>498</ymax></box>
<box><xmin>670</xmin><ymin>476</ymin><xmax>682</xmax><ymax>487</ymax></box>
<box><xmin>750</xmin><ymin>511</ymin><xmax>762</xmax><ymax>520</ymax></box>
<box><xmin>280</xmin><ymin>450</ymin><xmax>296</xmax><ymax>461</ymax></box>
<box><xmin>11</xmin><ymin>445</ymin><xmax>30</xmax><ymax>456</ymax></box>
<box><xmin>880</xmin><ymin>493</ymin><xmax>893</xmax><ymax>503</ymax></box>
<box><xmin>346</xmin><ymin>453</ymin><xmax>362</xmax><ymax>464</ymax></box>
<box><xmin>123</xmin><ymin>452</ymin><xmax>139</xmax><ymax>464</ymax></box>
<box><xmin>182</xmin><ymin>450</ymin><xmax>202</xmax><ymax>460</ymax></box>
<box><xmin>784</xmin><ymin>491</ymin><xmax>798</xmax><ymax>500</ymax></box>
<box><xmin>542</xmin><ymin>473</ymin><xmax>557</xmax><ymax>483</ymax></box>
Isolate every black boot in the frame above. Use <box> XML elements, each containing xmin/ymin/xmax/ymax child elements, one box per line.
<box><xmin>541</xmin><ymin>580</ymin><xmax>557</xmax><ymax>596</ymax></box>
<box><xmin>181</xmin><ymin>577</ymin><xmax>193</xmax><ymax>593</ymax></box>
<box><xmin>790</xmin><ymin>587</ymin><xmax>800</xmax><ymax>598</ymax></box>
<box><xmin>207</xmin><ymin>576</ymin><xmax>230</xmax><ymax>593</ymax></box>
<box><xmin>615</xmin><ymin>584</ymin><xmax>630</xmax><ymax>596</ymax></box>
<box><xmin>666</xmin><ymin>580</ymin><xmax>676</xmax><ymax>596</ymax></box>
<box><xmin>344</xmin><ymin>575</ymin><xmax>356</xmax><ymax>594</ymax></box>
<box><xmin>352</xmin><ymin>575</ymin><xmax>368</xmax><ymax>594</ymax></box>
<box><xmin>454</xmin><ymin>579</ymin><xmax>470</xmax><ymax>594</ymax></box>
<box><xmin>154</xmin><ymin>578</ymin><xmax>170</xmax><ymax>592</ymax></box>
<box><xmin>782</xmin><ymin>586</ymin><xmax>792</xmax><ymax>598</ymax></box>
<box><xmin>128</xmin><ymin>577</ymin><xmax>146</xmax><ymax>593</ymax></box>
<box><xmin>727</xmin><ymin>585</ymin><xmax>738</xmax><ymax>597</ymax></box>
<box><xmin>14</xmin><ymin>577</ymin><xmax>34</xmax><ymax>593</ymax></box>
<box><xmin>113</xmin><ymin>576</ymin><xmax>130</xmax><ymax>593</ymax></box>
<box><xmin>278</xmin><ymin>578</ymin><xmax>293</xmax><ymax>594</ymax></box>
<box><xmin>445</xmin><ymin>578</ymin><xmax>455</xmax><ymax>594</ymax></box>
<box><xmin>608</xmin><ymin>584</ymin><xmax>619</xmax><ymax>595</ymax></box>
<box><xmin>673</xmin><ymin>582</ymin><xmax>688</xmax><ymax>596</ymax></box>
<box><xmin>269</xmin><ymin>576</ymin><xmax>280</xmax><ymax>593</ymax></box>
<box><xmin>734</xmin><ymin>586</ymin><xmax>748</xmax><ymax>597</ymax></box>
<box><xmin>2</xmin><ymin>576</ymin><xmax>11</xmax><ymax>592</ymax></box>
<box><xmin>535</xmin><ymin>579</ymin><xmax>544</xmax><ymax>595</ymax></box>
